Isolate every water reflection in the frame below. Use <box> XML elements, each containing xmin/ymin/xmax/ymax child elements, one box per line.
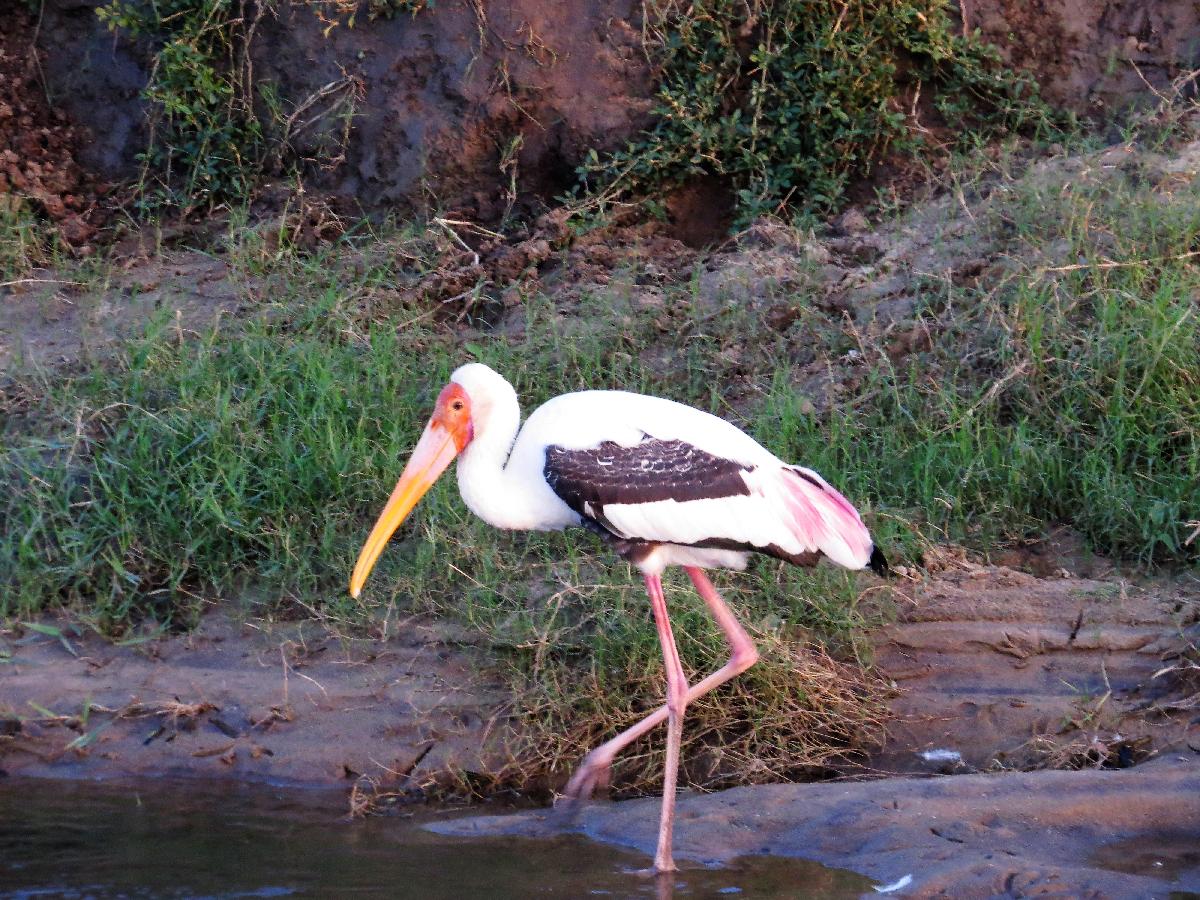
<box><xmin>0</xmin><ymin>779</ymin><xmax>870</xmax><ymax>898</ymax></box>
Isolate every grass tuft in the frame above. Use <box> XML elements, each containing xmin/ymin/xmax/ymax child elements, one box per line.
<box><xmin>1</xmin><ymin>205</ymin><xmax>69</xmax><ymax>282</ymax></box>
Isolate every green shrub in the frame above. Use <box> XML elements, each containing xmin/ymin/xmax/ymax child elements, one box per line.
<box><xmin>97</xmin><ymin>0</ymin><xmax>268</xmax><ymax>209</ymax></box>
<box><xmin>583</xmin><ymin>0</ymin><xmax>1056</xmax><ymax>224</ymax></box>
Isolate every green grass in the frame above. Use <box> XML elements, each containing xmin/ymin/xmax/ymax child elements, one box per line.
<box><xmin>763</xmin><ymin>255</ymin><xmax>1200</xmax><ymax>562</ymax></box>
<box><xmin>3</xmin><ymin>256</ymin><xmax>441</xmax><ymax>628</ymax></box>
<box><xmin>4</xmin><ymin>138</ymin><xmax>1198</xmax><ymax>617</ymax></box>
<box><xmin>3</xmin><ymin>124</ymin><xmax>1199</xmax><ymax>793</ymax></box>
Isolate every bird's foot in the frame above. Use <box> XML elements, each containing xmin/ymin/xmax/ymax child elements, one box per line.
<box><xmin>555</xmin><ymin>751</ymin><xmax>613</xmax><ymax>819</ymax></box>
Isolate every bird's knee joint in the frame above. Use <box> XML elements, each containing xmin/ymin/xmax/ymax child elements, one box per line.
<box><xmin>666</xmin><ymin>680</ymin><xmax>689</xmax><ymax>717</ymax></box>
<box><xmin>733</xmin><ymin>645</ymin><xmax>759</xmax><ymax>672</ymax></box>
<box><xmin>581</xmin><ymin>746</ymin><xmax>614</xmax><ymax>768</ymax></box>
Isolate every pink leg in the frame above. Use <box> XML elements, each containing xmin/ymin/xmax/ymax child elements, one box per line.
<box><xmin>644</xmin><ymin>572</ymin><xmax>687</xmax><ymax>872</ymax></box>
<box><xmin>561</xmin><ymin>567</ymin><xmax>759</xmax><ymax>820</ymax></box>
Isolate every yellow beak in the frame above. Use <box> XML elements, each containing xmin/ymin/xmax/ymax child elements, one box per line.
<box><xmin>349</xmin><ymin>420</ymin><xmax>460</xmax><ymax>598</ymax></box>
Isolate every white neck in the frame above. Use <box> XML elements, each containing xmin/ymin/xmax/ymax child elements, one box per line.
<box><xmin>454</xmin><ymin>384</ymin><xmax>537</xmax><ymax>530</ymax></box>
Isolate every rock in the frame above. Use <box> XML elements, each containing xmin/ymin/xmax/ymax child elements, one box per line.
<box><xmin>437</xmin><ymin>757</ymin><xmax>1200</xmax><ymax>899</ymax></box>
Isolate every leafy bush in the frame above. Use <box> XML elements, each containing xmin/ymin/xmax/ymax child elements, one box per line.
<box><xmin>97</xmin><ymin>0</ymin><xmax>268</xmax><ymax>209</ymax></box>
<box><xmin>583</xmin><ymin>0</ymin><xmax>1056</xmax><ymax>224</ymax></box>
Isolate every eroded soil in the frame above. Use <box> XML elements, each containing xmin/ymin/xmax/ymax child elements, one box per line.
<box><xmin>1</xmin><ymin>10</ymin><xmax>109</xmax><ymax>250</ymax></box>
<box><xmin>30</xmin><ymin>0</ymin><xmax>1200</xmax><ymax>218</ymax></box>
<box><xmin>1</xmin><ymin>610</ymin><xmax>506</xmax><ymax>793</ymax></box>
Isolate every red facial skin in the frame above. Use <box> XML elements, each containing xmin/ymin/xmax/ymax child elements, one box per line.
<box><xmin>431</xmin><ymin>383</ymin><xmax>473</xmax><ymax>452</ymax></box>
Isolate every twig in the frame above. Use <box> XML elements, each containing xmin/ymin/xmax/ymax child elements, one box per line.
<box><xmin>963</xmin><ymin>359</ymin><xmax>1030</xmax><ymax>419</ymax></box>
<box><xmin>281</xmin><ymin>76</ymin><xmax>360</xmax><ymax>143</ymax></box>
<box><xmin>0</xmin><ymin>278</ymin><xmax>85</xmax><ymax>288</ymax></box>
<box><xmin>431</xmin><ymin>218</ymin><xmax>481</xmax><ymax>266</ymax></box>
<box><xmin>1038</xmin><ymin>250</ymin><xmax>1200</xmax><ymax>275</ymax></box>
<box><xmin>86</xmin><ymin>402</ymin><xmax>182</xmax><ymax>434</ymax></box>
<box><xmin>1185</xmin><ymin>522</ymin><xmax>1200</xmax><ymax>547</ymax></box>
<box><xmin>433</xmin><ymin>217</ymin><xmax>504</xmax><ymax>239</ymax></box>
<box><xmin>280</xmin><ymin>645</ymin><xmax>290</xmax><ymax>708</ymax></box>
<box><xmin>292</xmin><ymin>667</ymin><xmax>329</xmax><ymax>702</ymax></box>
<box><xmin>30</xmin><ymin>0</ymin><xmax>52</xmax><ymax>107</ymax></box>
<box><xmin>1129</xmin><ymin>60</ymin><xmax>1200</xmax><ymax>107</ymax></box>
<box><xmin>830</xmin><ymin>0</ymin><xmax>850</xmax><ymax>35</ymax></box>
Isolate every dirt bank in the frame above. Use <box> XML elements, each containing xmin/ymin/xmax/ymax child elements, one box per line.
<box><xmin>5</xmin><ymin>564</ymin><xmax>1194</xmax><ymax>787</ymax></box>
<box><xmin>5</xmin><ymin>561</ymin><xmax>1198</xmax><ymax>897</ymax></box>
<box><xmin>30</xmin><ymin>0</ymin><xmax>1200</xmax><ymax>215</ymax></box>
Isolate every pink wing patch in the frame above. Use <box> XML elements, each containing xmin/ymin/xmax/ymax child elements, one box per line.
<box><xmin>778</xmin><ymin>467</ymin><xmax>873</xmax><ymax>569</ymax></box>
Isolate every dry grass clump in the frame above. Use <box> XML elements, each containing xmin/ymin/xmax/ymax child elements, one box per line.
<box><xmin>348</xmin><ymin>619</ymin><xmax>889</xmax><ymax>815</ymax></box>
<box><xmin>342</xmin><ymin>529</ymin><xmax>891</xmax><ymax>812</ymax></box>
<box><xmin>1000</xmin><ymin>733</ymin><xmax>1155</xmax><ymax>772</ymax></box>
<box><xmin>489</xmin><ymin>630</ymin><xmax>890</xmax><ymax>800</ymax></box>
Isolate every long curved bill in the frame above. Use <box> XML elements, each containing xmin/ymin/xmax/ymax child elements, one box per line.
<box><xmin>349</xmin><ymin>421</ymin><xmax>460</xmax><ymax>598</ymax></box>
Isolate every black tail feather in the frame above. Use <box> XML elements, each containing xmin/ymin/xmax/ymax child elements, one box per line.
<box><xmin>868</xmin><ymin>545</ymin><xmax>891</xmax><ymax>577</ymax></box>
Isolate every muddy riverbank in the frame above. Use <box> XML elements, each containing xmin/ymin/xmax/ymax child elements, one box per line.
<box><xmin>5</xmin><ymin>560</ymin><xmax>1198</xmax><ymax>897</ymax></box>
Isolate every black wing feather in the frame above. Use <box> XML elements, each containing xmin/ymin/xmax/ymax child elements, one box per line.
<box><xmin>544</xmin><ymin>438</ymin><xmax>753</xmax><ymax>528</ymax></box>
<box><xmin>546</xmin><ymin>439</ymin><xmax>837</xmax><ymax>568</ymax></box>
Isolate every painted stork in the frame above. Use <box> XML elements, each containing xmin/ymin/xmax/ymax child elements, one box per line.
<box><xmin>349</xmin><ymin>362</ymin><xmax>886</xmax><ymax>873</ymax></box>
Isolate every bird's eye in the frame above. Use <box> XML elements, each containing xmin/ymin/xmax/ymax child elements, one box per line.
<box><xmin>452</xmin><ymin>400</ymin><xmax>464</xmax><ymax>411</ymax></box>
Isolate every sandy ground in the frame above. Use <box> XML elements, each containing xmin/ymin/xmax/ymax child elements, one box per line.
<box><xmin>0</xmin><ymin>248</ymin><xmax>253</xmax><ymax>374</ymax></box>
<box><xmin>871</xmin><ymin>550</ymin><xmax>1199</xmax><ymax>776</ymax></box>
<box><xmin>4</xmin><ymin>561</ymin><xmax>1198</xmax><ymax>897</ymax></box>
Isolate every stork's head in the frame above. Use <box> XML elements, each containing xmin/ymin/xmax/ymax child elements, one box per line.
<box><xmin>349</xmin><ymin>363</ymin><xmax>519</xmax><ymax>598</ymax></box>
<box><xmin>349</xmin><ymin>366</ymin><xmax>480</xmax><ymax>598</ymax></box>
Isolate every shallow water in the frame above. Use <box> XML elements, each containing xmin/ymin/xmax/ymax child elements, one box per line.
<box><xmin>1091</xmin><ymin>831</ymin><xmax>1200</xmax><ymax>884</ymax></box>
<box><xmin>0</xmin><ymin>780</ymin><xmax>872</xmax><ymax>899</ymax></box>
